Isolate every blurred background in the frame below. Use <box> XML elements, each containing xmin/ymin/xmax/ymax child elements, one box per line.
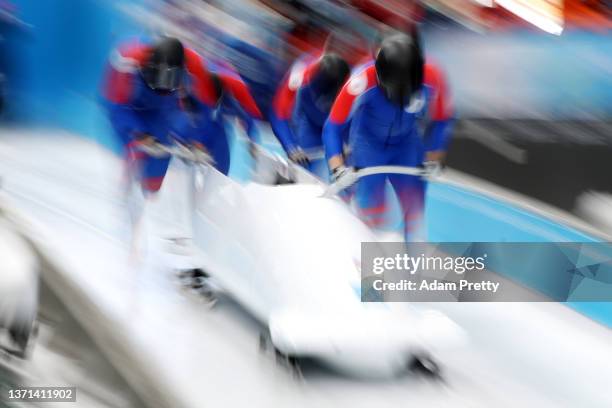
<box><xmin>0</xmin><ymin>0</ymin><xmax>610</xmax><ymax>230</ymax></box>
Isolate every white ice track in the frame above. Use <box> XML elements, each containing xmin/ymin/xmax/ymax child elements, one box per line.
<box><xmin>0</xmin><ymin>131</ymin><xmax>611</xmax><ymax>408</ymax></box>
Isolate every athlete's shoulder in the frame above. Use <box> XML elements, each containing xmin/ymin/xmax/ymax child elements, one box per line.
<box><xmin>329</xmin><ymin>62</ymin><xmax>376</xmax><ymax>123</ymax></box>
<box><xmin>423</xmin><ymin>60</ymin><xmax>448</xmax><ymax>88</ymax></box>
<box><xmin>104</xmin><ymin>37</ymin><xmax>151</xmax><ymax>104</ymax></box>
<box><xmin>110</xmin><ymin>37</ymin><xmax>151</xmax><ymax>72</ymax></box>
<box><xmin>423</xmin><ymin>59</ymin><xmax>453</xmax><ymax>119</ymax></box>
<box><xmin>285</xmin><ymin>53</ymin><xmax>322</xmax><ymax>90</ymax></box>
<box><xmin>183</xmin><ymin>46</ymin><xmax>208</xmax><ymax>72</ymax></box>
<box><xmin>343</xmin><ymin>61</ymin><xmax>377</xmax><ymax>96</ymax></box>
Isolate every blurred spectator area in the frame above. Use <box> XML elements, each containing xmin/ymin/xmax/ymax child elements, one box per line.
<box><xmin>426</xmin><ymin>0</ymin><xmax>612</xmax><ymax>31</ymax></box>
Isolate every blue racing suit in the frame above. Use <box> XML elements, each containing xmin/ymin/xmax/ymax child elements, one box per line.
<box><xmin>323</xmin><ymin>61</ymin><xmax>453</xmax><ymax>240</ymax></box>
<box><xmin>270</xmin><ymin>54</ymin><xmax>345</xmax><ymax>180</ymax></box>
<box><xmin>102</xmin><ymin>38</ymin><xmax>187</xmax><ymax>192</ymax></box>
<box><xmin>102</xmin><ymin>39</ymin><xmax>262</xmax><ymax>190</ymax></box>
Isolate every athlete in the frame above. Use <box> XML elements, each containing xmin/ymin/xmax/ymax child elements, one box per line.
<box><xmin>101</xmin><ymin>36</ymin><xmax>262</xmax><ymax>256</ymax></box>
<box><xmin>322</xmin><ymin>32</ymin><xmax>453</xmax><ymax>241</ymax></box>
<box><xmin>102</xmin><ymin>37</ymin><xmax>187</xmax><ymax>193</ymax></box>
<box><xmin>269</xmin><ymin>43</ymin><xmax>351</xmax><ymax>179</ymax></box>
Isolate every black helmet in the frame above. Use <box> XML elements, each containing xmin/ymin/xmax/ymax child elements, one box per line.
<box><xmin>312</xmin><ymin>53</ymin><xmax>350</xmax><ymax>97</ymax></box>
<box><xmin>141</xmin><ymin>37</ymin><xmax>185</xmax><ymax>92</ymax></box>
<box><xmin>375</xmin><ymin>33</ymin><xmax>423</xmax><ymax>105</ymax></box>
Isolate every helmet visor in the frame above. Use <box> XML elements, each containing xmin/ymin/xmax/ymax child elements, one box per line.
<box><xmin>142</xmin><ymin>63</ymin><xmax>183</xmax><ymax>92</ymax></box>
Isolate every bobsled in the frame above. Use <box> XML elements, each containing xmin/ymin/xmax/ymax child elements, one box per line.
<box><xmin>167</xmin><ymin>145</ymin><xmax>465</xmax><ymax>378</ymax></box>
<box><xmin>0</xmin><ymin>212</ymin><xmax>39</xmax><ymax>359</ymax></box>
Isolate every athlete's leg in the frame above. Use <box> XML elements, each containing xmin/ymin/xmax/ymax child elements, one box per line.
<box><xmin>350</xmin><ymin>139</ymin><xmax>392</xmax><ymax>227</ymax></box>
<box><xmin>126</xmin><ymin>154</ymin><xmax>171</xmax><ymax>261</ymax></box>
<box><xmin>388</xmin><ymin>173</ymin><xmax>425</xmax><ymax>241</ymax></box>
<box><xmin>387</xmin><ymin>142</ymin><xmax>426</xmax><ymax>241</ymax></box>
<box><xmin>354</xmin><ymin>173</ymin><xmax>388</xmax><ymax>228</ymax></box>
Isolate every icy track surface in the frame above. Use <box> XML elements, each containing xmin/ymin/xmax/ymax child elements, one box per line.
<box><xmin>0</xmin><ymin>131</ymin><xmax>611</xmax><ymax>408</ymax></box>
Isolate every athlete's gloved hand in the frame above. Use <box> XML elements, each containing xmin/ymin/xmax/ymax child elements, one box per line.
<box><xmin>133</xmin><ymin>134</ymin><xmax>168</xmax><ymax>158</ymax></box>
<box><xmin>425</xmin><ymin>150</ymin><xmax>446</xmax><ymax>163</ymax></box>
<box><xmin>288</xmin><ymin>147</ymin><xmax>310</xmax><ymax>167</ymax></box>
<box><xmin>422</xmin><ymin>160</ymin><xmax>442</xmax><ymax>178</ymax></box>
<box><xmin>190</xmin><ymin>142</ymin><xmax>215</xmax><ymax>165</ymax></box>
<box><xmin>134</xmin><ymin>132</ymin><xmax>155</xmax><ymax>144</ymax></box>
<box><xmin>330</xmin><ymin>164</ymin><xmax>355</xmax><ymax>184</ymax></box>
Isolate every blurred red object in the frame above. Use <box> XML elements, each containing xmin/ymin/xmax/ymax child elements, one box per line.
<box><xmin>351</xmin><ymin>0</ymin><xmax>425</xmax><ymax>31</ymax></box>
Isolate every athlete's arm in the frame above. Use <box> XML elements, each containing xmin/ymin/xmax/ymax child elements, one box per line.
<box><xmin>323</xmin><ymin>65</ymin><xmax>373</xmax><ymax>169</ymax></box>
<box><xmin>423</xmin><ymin>63</ymin><xmax>453</xmax><ymax>162</ymax></box>
<box><xmin>102</xmin><ymin>42</ymin><xmax>151</xmax><ymax>147</ymax></box>
<box><xmin>270</xmin><ymin>75</ymin><xmax>299</xmax><ymax>153</ymax></box>
<box><xmin>218</xmin><ymin>71</ymin><xmax>263</xmax><ymax>142</ymax></box>
<box><xmin>269</xmin><ymin>59</ymin><xmax>319</xmax><ymax>154</ymax></box>
<box><xmin>184</xmin><ymin>48</ymin><xmax>263</xmax><ymax>143</ymax></box>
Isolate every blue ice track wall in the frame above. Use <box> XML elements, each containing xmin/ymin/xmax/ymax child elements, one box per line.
<box><xmin>426</xmin><ymin>182</ymin><xmax>612</xmax><ymax>328</ymax></box>
<box><xmin>5</xmin><ymin>0</ymin><xmax>146</xmax><ymax>151</ymax></box>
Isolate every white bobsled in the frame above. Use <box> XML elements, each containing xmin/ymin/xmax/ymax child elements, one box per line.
<box><xmin>173</xmin><ymin>147</ymin><xmax>465</xmax><ymax>378</ymax></box>
<box><xmin>0</xmin><ymin>213</ymin><xmax>39</xmax><ymax>358</ymax></box>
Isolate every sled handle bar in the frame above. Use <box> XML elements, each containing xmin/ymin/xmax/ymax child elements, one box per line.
<box><xmin>135</xmin><ymin>142</ymin><xmax>215</xmax><ymax>165</ymax></box>
<box><xmin>322</xmin><ymin>165</ymin><xmax>439</xmax><ymax>198</ymax></box>
<box><xmin>303</xmin><ymin>148</ymin><xmax>325</xmax><ymax>162</ymax></box>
